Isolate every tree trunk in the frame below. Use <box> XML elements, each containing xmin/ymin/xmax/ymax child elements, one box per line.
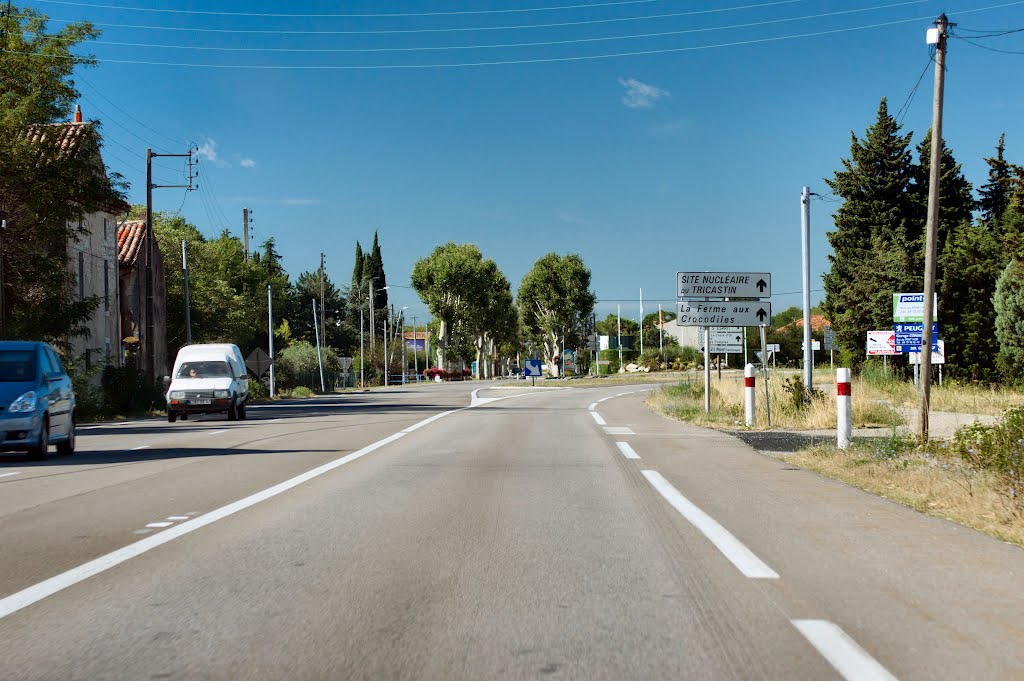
<box><xmin>475</xmin><ymin>333</ymin><xmax>484</xmax><ymax>380</ymax></box>
<box><xmin>437</xmin><ymin>318</ymin><xmax>449</xmax><ymax>372</ymax></box>
<box><xmin>543</xmin><ymin>332</ymin><xmax>559</xmax><ymax>377</ymax></box>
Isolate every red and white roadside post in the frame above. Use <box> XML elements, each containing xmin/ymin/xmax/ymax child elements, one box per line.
<box><xmin>837</xmin><ymin>368</ymin><xmax>852</xmax><ymax>449</ymax></box>
<box><xmin>744</xmin><ymin>363</ymin><xmax>756</xmax><ymax>427</ymax></box>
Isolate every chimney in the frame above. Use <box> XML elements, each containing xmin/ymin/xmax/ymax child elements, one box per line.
<box><xmin>74</xmin><ymin>104</ymin><xmax>82</xmax><ymax>123</ymax></box>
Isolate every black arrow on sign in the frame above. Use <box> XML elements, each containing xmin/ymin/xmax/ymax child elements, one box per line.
<box><xmin>756</xmin><ymin>278</ymin><xmax>768</xmax><ymax>292</ymax></box>
<box><xmin>756</xmin><ymin>308</ymin><xmax>768</xmax><ymax>322</ymax></box>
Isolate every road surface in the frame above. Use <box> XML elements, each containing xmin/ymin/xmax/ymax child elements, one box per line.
<box><xmin>1</xmin><ymin>381</ymin><xmax>1021</xmax><ymax>680</ymax></box>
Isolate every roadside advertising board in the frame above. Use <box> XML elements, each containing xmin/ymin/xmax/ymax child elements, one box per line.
<box><xmin>909</xmin><ymin>340</ymin><xmax>945</xmax><ymax>365</ymax></box>
<box><xmin>866</xmin><ymin>330</ymin><xmax>898</xmax><ymax>356</ymax></box>
<box><xmin>893</xmin><ymin>293</ymin><xmax>938</xmax><ymax>323</ymax></box>
<box><xmin>893</xmin><ymin>322</ymin><xmax>939</xmax><ymax>353</ymax></box>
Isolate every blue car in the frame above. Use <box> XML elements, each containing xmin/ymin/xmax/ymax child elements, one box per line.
<box><xmin>0</xmin><ymin>341</ymin><xmax>76</xmax><ymax>459</ymax></box>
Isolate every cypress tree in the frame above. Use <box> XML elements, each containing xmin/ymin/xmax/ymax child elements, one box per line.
<box><xmin>993</xmin><ymin>259</ymin><xmax>1024</xmax><ymax>378</ymax></box>
<box><xmin>348</xmin><ymin>241</ymin><xmax>364</xmax><ymax>328</ymax></box>
<box><xmin>823</xmin><ymin>99</ymin><xmax>915</xmax><ymax>367</ymax></box>
<box><xmin>365</xmin><ymin>231</ymin><xmax>388</xmax><ymax>336</ymax></box>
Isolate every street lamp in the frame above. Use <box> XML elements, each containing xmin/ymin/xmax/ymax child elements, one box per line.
<box><xmin>375</xmin><ymin>285</ymin><xmax>389</xmax><ymax>386</ymax></box>
<box><xmin>399</xmin><ymin>306</ymin><xmax>409</xmax><ymax>385</ymax></box>
<box><xmin>412</xmin><ymin>315</ymin><xmax>419</xmax><ymax>383</ymax></box>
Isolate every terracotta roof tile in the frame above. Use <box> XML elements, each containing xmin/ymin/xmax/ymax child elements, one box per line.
<box><xmin>24</xmin><ymin>121</ymin><xmax>94</xmax><ymax>160</ymax></box>
<box><xmin>117</xmin><ymin>221</ymin><xmax>146</xmax><ymax>266</ymax></box>
<box><xmin>778</xmin><ymin>314</ymin><xmax>830</xmax><ymax>333</ymax></box>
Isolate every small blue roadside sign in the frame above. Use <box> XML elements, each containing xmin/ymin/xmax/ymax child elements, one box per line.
<box><xmin>523</xmin><ymin>359</ymin><xmax>543</xmax><ymax>377</ymax></box>
<box><xmin>894</xmin><ymin>323</ymin><xmax>939</xmax><ymax>353</ymax></box>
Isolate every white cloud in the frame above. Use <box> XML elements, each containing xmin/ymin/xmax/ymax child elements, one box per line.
<box><xmin>239</xmin><ymin>157</ymin><xmax>256</xmax><ymax>168</ymax></box>
<box><xmin>195</xmin><ymin>138</ymin><xmax>220</xmax><ymax>163</ymax></box>
<box><xmin>618</xmin><ymin>77</ymin><xmax>670</xmax><ymax>109</ymax></box>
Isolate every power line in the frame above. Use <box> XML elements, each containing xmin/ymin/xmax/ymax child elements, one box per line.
<box><xmin>73</xmin><ymin>1</ymin><xmax>929</xmax><ymax>55</ymax></box>
<box><xmin>78</xmin><ymin>74</ymin><xmax>187</xmax><ymax>149</ymax></box>
<box><xmin>33</xmin><ymin>0</ymin><xmax>809</xmax><ymax>36</ymax></box>
<box><xmin>895</xmin><ymin>48</ymin><xmax>936</xmax><ymax>123</ymax></box>
<box><xmin>956</xmin><ymin>35</ymin><xmax>1024</xmax><ymax>52</ymax></box>
<box><xmin>0</xmin><ymin>14</ymin><xmax>958</xmax><ymax>70</ymax></box>
<box><xmin>28</xmin><ymin>0</ymin><xmax>671</xmax><ymax>18</ymax></box>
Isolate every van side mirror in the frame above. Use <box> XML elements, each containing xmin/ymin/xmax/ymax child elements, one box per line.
<box><xmin>240</xmin><ymin>374</ymin><xmax>250</xmax><ymax>381</ymax></box>
<box><xmin>162</xmin><ymin>375</ymin><xmax>171</xmax><ymax>388</ymax></box>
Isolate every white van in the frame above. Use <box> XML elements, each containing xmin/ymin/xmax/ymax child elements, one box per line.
<box><xmin>165</xmin><ymin>344</ymin><xmax>250</xmax><ymax>423</ymax></box>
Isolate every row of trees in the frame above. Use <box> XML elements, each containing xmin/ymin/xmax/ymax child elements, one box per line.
<box><xmin>411</xmin><ymin>246</ymin><xmax>597</xmax><ymax>377</ymax></box>
<box><xmin>823</xmin><ymin>98</ymin><xmax>1024</xmax><ymax>382</ymax></box>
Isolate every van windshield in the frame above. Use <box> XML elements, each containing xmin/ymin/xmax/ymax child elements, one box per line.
<box><xmin>0</xmin><ymin>350</ymin><xmax>36</xmax><ymax>382</ymax></box>
<box><xmin>176</xmin><ymin>361</ymin><xmax>232</xmax><ymax>379</ymax></box>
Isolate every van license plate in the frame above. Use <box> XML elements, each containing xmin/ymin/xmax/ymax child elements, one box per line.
<box><xmin>191</xmin><ymin>399</ymin><xmax>211</xmax><ymax>405</ymax></box>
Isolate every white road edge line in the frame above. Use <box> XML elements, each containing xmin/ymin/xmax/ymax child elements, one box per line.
<box><xmin>597</xmin><ymin>396</ymin><xmax>613</xmax><ymax>403</ymax></box>
<box><xmin>641</xmin><ymin>470</ymin><xmax>779</xmax><ymax>579</ymax></box>
<box><xmin>0</xmin><ymin>387</ymin><xmax>545</xmax><ymax>621</ymax></box>
<box><xmin>588</xmin><ymin>402</ymin><xmax>598</xmax><ymax>411</ymax></box>
<box><xmin>130</xmin><ymin>446</ymin><xmax>150</xmax><ymax>451</ymax></box>
<box><xmin>208</xmin><ymin>430</ymin><xmax>227</xmax><ymax>436</ymax></box>
<box><xmin>792</xmin><ymin>620</ymin><xmax>899</xmax><ymax>681</ymax></box>
<box><xmin>590</xmin><ymin>411</ymin><xmax>606</xmax><ymax>425</ymax></box>
<box><xmin>0</xmin><ymin>472</ymin><xmax>20</xmax><ymax>478</ymax></box>
<box><xmin>616</xmin><ymin>442</ymin><xmax>640</xmax><ymax>460</ymax></box>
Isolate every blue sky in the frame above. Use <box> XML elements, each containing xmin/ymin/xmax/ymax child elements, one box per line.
<box><xmin>28</xmin><ymin>0</ymin><xmax>1024</xmax><ymax>324</ymax></box>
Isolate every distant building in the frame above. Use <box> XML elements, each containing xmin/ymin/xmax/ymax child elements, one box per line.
<box><xmin>404</xmin><ymin>330</ymin><xmax>431</xmax><ymax>351</ymax></box>
<box><xmin>117</xmin><ymin>220</ymin><xmax>168</xmax><ymax>378</ymax></box>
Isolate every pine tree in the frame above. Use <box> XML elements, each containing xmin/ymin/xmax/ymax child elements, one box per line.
<box><xmin>938</xmin><ymin>223</ymin><xmax>1001</xmax><ymax>382</ymax></box>
<box><xmin>823</xmin><ymin>99</ymin><xmax>915</xmax><ymax>367</ymax></box>
<box><xmin>978</xmin><ymin>134</ymin><xmax>1014</xmax><ymax>227</ymax></box>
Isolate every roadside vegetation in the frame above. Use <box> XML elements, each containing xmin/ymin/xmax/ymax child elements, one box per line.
<box><xmin>784</xmin><ymin>413</ymin><xmax>1024</xmax><ymax>548</ymax></box>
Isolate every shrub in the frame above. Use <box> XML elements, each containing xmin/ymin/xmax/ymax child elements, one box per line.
<box><xmin>248</xmin><ymin>378</ymin><xmax>269</xmax><ymax>401</ymax></box>
<box><xmin>951</xmin><ymin>407</ymin><xmax>1024</xmax><ymax>516</ymax></box>
<box><xmin>276</xmin><ymin>341</ymin><xmax>341</xmax><ymax>389</ymax></box>
<box><xmin>781</xmin><ymin>376</ymin><xmax>824</xmax><ymax>411</ymax></box>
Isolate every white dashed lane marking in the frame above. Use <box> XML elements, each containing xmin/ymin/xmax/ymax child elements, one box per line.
<box><xmin>604</xmin><ymin>426</ymin><xmax>634</xmax><ymax>435</ymax></box>
<box><xmin>0</xmin><ymin>472</ymin><xmax>20</xmax><ymax>478</ymax></box>
<box><xmin>616</xmin><ymin>442</ymin><xmax>640</xmax><ymax>460</ymax></box>
<box><xmin>145</xmin><ymin>522</ymin><xmax>173</xmax><ymax>528</ymax></box>
<box><xmin>793</xmin><ymin>620</ymin><xmax>899</xmax><ymax>681</ymax></box>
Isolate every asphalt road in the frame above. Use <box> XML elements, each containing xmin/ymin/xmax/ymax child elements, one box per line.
<box><xmin>1</xmin><ymin>381</ymin><xmax>1022</xmax><ymax>680</ymax></box>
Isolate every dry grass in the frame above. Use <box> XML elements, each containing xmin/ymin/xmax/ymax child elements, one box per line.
<box><xmin>647</xmin><ymin>371</ymin><xmax>899</xmax><ymax>431</ymax></box>
<box><xmin>785</xmin><ymin>444</ymin><xmax>1024</xmax><ymax>548</ymax></box>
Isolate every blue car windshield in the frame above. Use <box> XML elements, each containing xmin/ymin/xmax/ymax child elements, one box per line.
<box><xmin>0</xmin><ymin>350</ymin><xmax>37</xmax><ymax>382</ymax></box>
<box><xmin>177</xmin><ymin>361</ymin><xmax>232</xmax><ymax>378</ymax></box>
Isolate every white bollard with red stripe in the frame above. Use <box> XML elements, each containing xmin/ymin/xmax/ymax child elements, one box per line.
<box><xmin>837</xmin><ymin>368</ymin><xmax>852</xmax><ymax>449</ymax></box>
<box><xmin>744</xmin><ymin>363</ymin><xmax>756</xmax><ymax>427</ymax></box>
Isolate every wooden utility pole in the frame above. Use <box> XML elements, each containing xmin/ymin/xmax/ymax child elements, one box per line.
<box><xmin>919</xmin><ymin>14</ymin><xmax>950</xmax><ymax>442</ymax></box>
<box><xmin>319</xmin><ymin>252</ymin><xmax>326</xmax><ymax>345</ymax></box>
<box><xmin>242</xmin><ymin>207</ymin><xmax>250</xmax><ymax>261</ymax></box>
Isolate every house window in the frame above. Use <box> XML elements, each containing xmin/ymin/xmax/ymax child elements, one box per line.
<box><xmin>78</xmin><ymin>251</ymin><xmax>85</xmax><ymax>299</ymax></box>
<box><xmin>104</xmin><ymin>259</ymin><xmax>110</xmax><ymax>310</ymax></box>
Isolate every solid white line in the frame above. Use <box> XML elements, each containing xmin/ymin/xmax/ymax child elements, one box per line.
<box><xmin>0</xmin><ymin>431</ymin><xmax>406</xmax><ymax>620</ymax></box>
<box><xmin>166</xmin><ymin>516</ymin><xmax>189</xmax><ymax>521</ymax></box>
<box><xmin>616</xmin><ymin>442</ymin><xmax>640</xmax><ymax>460</ymax></box>
<box><xmin>793</xmin><ymin>620</ymin><xmax>899</xmax><ymax>681</ymax></box>
<box><xmin>403</xmin><ymin>410</ymin><xmax>458</xmax><ymax>433</ymax></box>
<box><xmin>145</xmin><ymin>522</ymin><xmax>173</xmax><ymax>528</ymax></box>
<box><xmin>208</xmin><ymin>430</ymin><xmax>227</xmax><ymax>436</ymax></box>
<box><xmin>588</xmin><ymin>402</ymin><xmax>598</xmax><ymax>411</ymax></box>
<box><xmin>590</xmin><ymin>411</ymin><xmax>606</xmax><ymax>425</ymax></box>
<box><xmin>0</xmin><ymin>472</ymin><xmax>20</xmax><ymax>478</ymax></box>
<box><xmin>597</xmin><ymin>396</ymin><xmax>613</xmax><ymax>403</ymax></box>
<box><xmin>130</xmin><ymin>446</ymin><xmax>150</xmax><ymax>451</ymax></box>
<box><xmin>641</xmin><ymin>470</ymin><xmax>779</xmax><ymax>579</ymax></box>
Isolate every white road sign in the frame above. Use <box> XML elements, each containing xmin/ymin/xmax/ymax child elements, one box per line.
<box><xmin>866</xmin><ymin>330</ymin><xmax>898</xmax><ymax>356</ymax></box>
<box><xmin>893</xmin><ymin>293</ymin><xmax>938</xmax><ymax>323</ymax></box>
<box><xmin>767</xmin><ymin>343</ymin><xmax>780</xmax><ymax>352</ymax></box>
<box><xmin>909</xmin><ymin>340</ymin><xmax>946</xmax><ymax>365</ymax></box>
<box><xmin>677</xmin><ymin>301</ymin><xmax>771</xmax><ymax>327</ymax></box>
<box><xmin>812</xmin><ymin>340</ymin><xmax>821</xmax><ymax>351</ymax></box>
<box><xmin>677</xmin><ymin>272</ymin><xmax>771</xmax><ymax>299</ymax></box>
<box><xmin>700</xmin><ymin>327</ymin><xmax>744</xmax><ymax>354</ymax></box>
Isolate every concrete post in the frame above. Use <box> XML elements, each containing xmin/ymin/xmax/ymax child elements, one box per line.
<box><xmin>744</xmin><ymin>363</ymin><xmax>756</xmax><ymax>427</ymax></box>
<box><xmin>837</xmin><ymin>368</ymin><xmax>852</xmax><ymax>449</ymax></box>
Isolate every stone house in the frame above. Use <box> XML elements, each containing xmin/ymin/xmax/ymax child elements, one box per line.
<box><xmin>117</xmin><ymin>219</ymin><xmax>168</xmax><ymax>379</ymax></box>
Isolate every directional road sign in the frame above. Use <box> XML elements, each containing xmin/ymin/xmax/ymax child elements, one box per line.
<box><xmin>523</xmin><ymin>359</ymin><xmax>543</xmax><ymax>377</ymax></box>
<box><xmin>339</xmin><ymin>357</ymin><xmax>354</xmax><ymax>373</ymax></box>
<box><xmin>677</xmin><ymin>301</ymin><xmax>771</xmax><ymax>327</ymax></box>
<box><xmin>894</xmin><ymin>322</ymin><xmax>939</xmax><ymax>353</ymax></box>
<box><xmin>823</xmin><ymin>325</ymin><xmax>836</xmax><ymax>351</ymax></box>
<box><xmin>245</xmin><ymin>348</ymin><xmax>272</xmax><ymax>377</ymax></box>
<box><xmin>812</xmin><ymin>340</ymin><xmax>821</xmax><ymax>351</ymax></box>
<box><xmin>866</xmin><ymin>331</ymin><xmax>898</xmax><ymax>356</ymax></box>
<box><xmin>767</xmin><ymin>343</ymin><xmax>780</xmax><ymax>353</ymax></box>
<box><xmin>677</xmin><ymin>272</ymin><xmax>771</xmax><ymax>299</ymax></box>
<box><xmin>700</xmin><ymin>327</ymin><xmax>743</xmax><ymax>354</ymax></box>
<box><xmin>893</xmin><ymin>293</ymin><xmax>938</xmax><ymax>323</ymax></box>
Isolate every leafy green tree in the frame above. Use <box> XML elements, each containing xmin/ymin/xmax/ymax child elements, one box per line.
<box><xmin>463</xmin><ymin>258</ymin><xmax>517</xmax><ymax>378</ymax></box>
<box><xmin>517</xmin><ymin>253</ymin><xmax>596</xmax><ymax>373</ymax></box>
<box><xmin>0</xmin><ymin>6</ymin><xmax>125</xmax><ymax>349</ymax></box>
<box><xmin>823</xmin><ymin>99</ymin><xmax>915</xmax><ymax>368</ymax></box>
<box><xmin>994</xmin><ymin>259</ymin><xmax>1024</xmax><ymax>378</ymax></box>
<box><xmin>275</xmin><ymin>340</ymin><xmax>340</xmax><ymax>390</ymax></box>
<box><xmin>411</xmin><ymin>242</ymin><xmax>485</xmax><ymax>370</ymax></box>
<box><xmin>287</xmin><ymin>270</ymin><xmax>350</xmax><ymax>351</ymax></box>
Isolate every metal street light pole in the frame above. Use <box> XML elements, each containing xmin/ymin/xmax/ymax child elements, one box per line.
<box><xmin>412</xmin><ymin>315</ymin><xmax>419</xmax><ymax>382</ymax></box>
